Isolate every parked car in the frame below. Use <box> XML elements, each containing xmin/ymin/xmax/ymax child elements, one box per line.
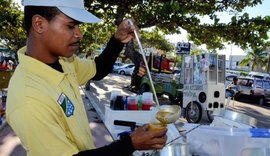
<box><xmin>236</xmin><ymin>77</ymin><xmax>270</xmax><ymax>105</ymax></box>
<box><xmin>225</xmin><ymin>70</ymin><xmax>241</xmax><ymax>76</ymax></box>
<box><xmin>113</xmin><ymin>63</ymin><xmax>128</xmax><ymax>73</ymax></box>
<box><xmin>112</xmin><ymin>62</ymin><xmax>124</xmax><ymax>73</ymax></box>
<box><xmin>247</xmin><ymin>71</ymin><xmax>270</xmax><ymax>80</ymax></box>
<box><xmin>115</xmin><ymin>64</ymin><xmax>135</xmax><ymax>75</ymax></box>
<box><xmin>225</xmin><ymin>74</ymin><xmax>238</xmax><ymax>88</ymax></box>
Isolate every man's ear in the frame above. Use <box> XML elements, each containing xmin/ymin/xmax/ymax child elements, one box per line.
<box><xmin>31</xmin><ymin>15</ymin><xmax>47</xmax><ymax>34</ymax></box>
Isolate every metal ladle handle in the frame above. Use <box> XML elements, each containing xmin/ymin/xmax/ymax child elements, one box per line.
<box><xmin>165</xmin><ymin>124</ymin><xmax>202</xmax><ymax>146</ymax></box>
<box><xmin>128</xmin><ymin>20</ymin><xmax>160</xmax><ymax>106</ymax></box>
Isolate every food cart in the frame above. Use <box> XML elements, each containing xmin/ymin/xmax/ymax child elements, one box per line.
<box><xmin>135</xmin><ymin>51</ymin><xmax>226</xmax><ymax>123</ymax></box>
<box><xmin>136</xmin><ymin>49</ymin><xmax>181</xmax><ymax>99</ymax></box>
<box><xmin>181</xmin><ymin>54</ymin><xmax>226</xmax><ymax>123</ymax></box>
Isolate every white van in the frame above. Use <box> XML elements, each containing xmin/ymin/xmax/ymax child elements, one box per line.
<box><xmin>248</xmin><ymin>71</ymin><xmax>270</xmax><ymax>80</ymax></box>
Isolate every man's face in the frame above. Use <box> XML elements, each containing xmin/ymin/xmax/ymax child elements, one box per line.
<box><xmin>42</xmin><ymin>13</ymin><xmax>82</xmax><ymax>59</ymax></box>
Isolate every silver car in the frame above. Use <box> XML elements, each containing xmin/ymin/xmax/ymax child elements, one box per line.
<box><xmin>237</xmin><ymin>77</ymin><xmax>270</xmax><ymax>105</ymax></box>
<box><xmin>115</xmin><ymin>64</ymin><xmax>135</xmax><ymax>75</ymax></box>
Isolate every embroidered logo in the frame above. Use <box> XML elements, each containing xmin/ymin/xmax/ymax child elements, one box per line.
<box><xmin>57</xmin><ymin>93</ymin><xmax>74</xmax><ymax>117</ymax></box>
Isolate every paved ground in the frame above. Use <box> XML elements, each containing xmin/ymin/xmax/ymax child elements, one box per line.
<box><xmin>0</xmin><ymin>73</ymin><xmax>270</xmax><ymax>155</ymax></box>
<box><xmin>226</xmin><ymin>99</ymin><xmax>270</xmax><ymax>128</ymax></box>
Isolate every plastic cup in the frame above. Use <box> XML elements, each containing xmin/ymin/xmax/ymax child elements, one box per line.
<box><xmin>127</xmin><ymin>96</ymin><xmax>138</xmax><ymax>110</ymax></box>
<box><xmin>142</xmin><ymin>92</ymin><xmax>153</xmax><ymax>110</ymax></box>
<box><xmin>110</xmin><ymin>90</ymin><xmax>121</xmax><ymax>109</ymax></box>
<box><xmin>114</xmin><ymin>95</ymin><xmax>124</xmax><ymax>110</ymax></box>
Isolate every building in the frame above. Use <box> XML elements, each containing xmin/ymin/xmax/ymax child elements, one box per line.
<box><xmin>227</xmin><ymin>55</ymin><xmax>251</xmax><ymax>71</ymax></box>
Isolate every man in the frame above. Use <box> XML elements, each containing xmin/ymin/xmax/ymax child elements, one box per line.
<box><xmin>226</xmin><ymin>77</ymin><xmax>240</xmax><ymax>98</ymax></box>
<box><xmin>6</xmin><ymin>0</ymin><xmax>167</xmax><ymax>156</ymax></box>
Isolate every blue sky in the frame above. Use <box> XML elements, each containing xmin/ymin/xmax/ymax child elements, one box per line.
<box><xmin>202</xmin><ymin>0</ymin><xmax>270</xmax><ymax>23</ymax></box>
<box><xmin>245</xmin><ymin>0</ymin><xmax>270</xmax><ymax>17</ymax></box>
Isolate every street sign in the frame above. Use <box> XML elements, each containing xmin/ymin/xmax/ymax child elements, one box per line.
<box><xmin>176</xmin><ymin>42</ymin><xmax>191</xmax><ymax>54</ymax></box>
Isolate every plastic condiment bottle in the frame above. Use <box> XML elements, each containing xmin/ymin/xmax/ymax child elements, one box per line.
<box><xmin>142</xmin><ymin>92</ymin><xmax>154</xmax><ymax>110</ymax></box>
<box><xmin>127</xmin><ymin>96</ymin><xmax>138</xmax><ymax>110</ymax></box>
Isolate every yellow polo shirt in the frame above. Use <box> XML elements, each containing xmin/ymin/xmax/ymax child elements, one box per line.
<box><xmin>6</xmin><ymin>47</ymin><xmax>96</xmax><ymax>156</ymax></box>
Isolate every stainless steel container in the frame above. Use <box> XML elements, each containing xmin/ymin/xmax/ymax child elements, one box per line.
<box><xmin>153</xmin><ymin>143</ymin><xmax>191</xmax><ymax>156</ymax></box>
<box><xmin>212</xmin><ymin>109</ymin><xmax>257</xmax><ymax>127</ymax></box>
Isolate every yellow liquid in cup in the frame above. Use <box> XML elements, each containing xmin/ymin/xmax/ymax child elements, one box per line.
<box><xmin>155</xmin><ymin>111</ymin><xmax>174</xmax><ymax>124</ymax></box>
<box><xmin>149</xmin><ymin>122</ymin><xmax>167</xmax><ymax>131</ymax></box>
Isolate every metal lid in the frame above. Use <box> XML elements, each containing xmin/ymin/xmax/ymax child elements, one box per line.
<box><xmin>212</xmin><ymin>109</ymin><xmax>257</xmax><ymax>127</ymax></box>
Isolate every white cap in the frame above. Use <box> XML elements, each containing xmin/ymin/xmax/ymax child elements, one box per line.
<box><xmin>23</xmin><ymin>0</ymin><xmax>101</xmax><ymax>23</ymax></box>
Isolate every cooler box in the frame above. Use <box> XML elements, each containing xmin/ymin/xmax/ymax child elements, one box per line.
<box><xmin>184</xmin><ymin>124</ymin><xmax>270</xmax><ymax>156</ymax></box>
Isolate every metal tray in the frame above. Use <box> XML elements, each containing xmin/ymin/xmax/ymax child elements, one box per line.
<box><xmin>212</xmin><ymin>109</ymin><xmax>257</xmax><ymax>127</ymax></box>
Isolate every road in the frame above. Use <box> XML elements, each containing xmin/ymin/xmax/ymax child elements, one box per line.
<box><xmin>0</xmin><ymin>73</ymin><xmax>270</xmax><ymax>155</ymax></box>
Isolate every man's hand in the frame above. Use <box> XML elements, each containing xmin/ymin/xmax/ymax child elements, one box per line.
<box><xmin>114</xmin><ymin>19</ymin><xmax>140</xmax><ymax>43</ymax></box>
<box><xmin>130</xmin><ymin>124</ymin><xmax>167</xmax><ymax>150</ymax></box>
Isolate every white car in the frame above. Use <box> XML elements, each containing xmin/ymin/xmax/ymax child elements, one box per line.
<box><xmin>112</xmin><ymin>62</ymin><xmax>124</xmax><ymax>73</ymax></box>
<box><xmin>115</xmin><ymin>64</ymin><xmax>135</xmax><ymax>75</ymax></box>
<box><xmin>248</xmin><ymin>71</ymin><xmax>270</xmax><ymax>80</ymax></box>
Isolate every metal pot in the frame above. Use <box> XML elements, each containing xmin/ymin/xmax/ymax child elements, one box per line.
<box><xmin>212</xmin><ymin>109</ymin><xmax>257</xmax><ymax>127</ymax></box>
<box><xmin>152</xmin><ymin>143</ymin><xmax>191</xmax><ymax>156</ymax></box>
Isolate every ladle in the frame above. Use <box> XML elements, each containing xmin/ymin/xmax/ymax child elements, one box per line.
<box><xmin>128</xmin><ymin>20</ymin><xmax>184</xmax><ymax>130</ymax></box>
<box><xmin>128</xmin><ymin>20</ymin><xmax>160</xmax><ymax>106</ymax></box>
<box><xmin>155</xmin><ymin>105</ymin><xmax>181</xmax><ymax>124</ymax></box>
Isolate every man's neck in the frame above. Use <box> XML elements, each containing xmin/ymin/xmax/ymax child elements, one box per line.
<box><xmin>25</xmin><ymin>36</ymin><xmax>59</xmax><ymax>64</ymax></box>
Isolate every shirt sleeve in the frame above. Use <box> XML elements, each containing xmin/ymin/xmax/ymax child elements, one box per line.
<box><xmin>92</xmin><ymin>35</ymin><xmax>124</xmax><ymax>80</ymax></box>
<box><xmin>73</xmin><ymin>35</ymin><xmax>124</xmax><ymax>84</ymax></box>
<box><xmin>73</xmin><ymin>136</ymin><xmax>135</xmax><ymax>156</ymax></box>
<box><xmin>72</xmin><ymin>56</ymin><xmax>97</xmax><ymax>85</ymax></box>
